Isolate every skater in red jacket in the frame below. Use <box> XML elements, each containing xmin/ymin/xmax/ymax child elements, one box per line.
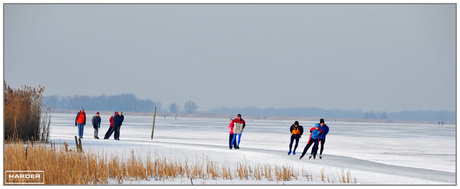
<box><xmin>104</xmin><ymin>111</ymin><xmax>117</xmax><ymax>139</ymax></box>
<box><xmin>228</xmin><ymin>120</ymin><xmax>238</xmax><ymax>149</ymax></box>
<box><xmin>230</xmin><ymin>114</ymin><xmax>246</xmax><ymax>149</ymax></box>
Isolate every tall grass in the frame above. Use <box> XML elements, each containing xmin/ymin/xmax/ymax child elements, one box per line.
<box><xmin>4</xmin><ymin>141</ymin><xmax>357</xmax><ymax>184</ymax></box>
<box><xmin>4</xmin><ymin>82</ymin><xmax>50</xmax><ymax>142</ymax></box>
<box><xmin>274</xmin><ymin>165</ymin><xmax>295</xmax><ymax>182</ymax></box>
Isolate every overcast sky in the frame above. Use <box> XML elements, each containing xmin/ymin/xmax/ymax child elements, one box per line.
<box><xmin>3</xmin><ymin>4</ymin><xmax>456</xmax><ymax>112</ymax></box>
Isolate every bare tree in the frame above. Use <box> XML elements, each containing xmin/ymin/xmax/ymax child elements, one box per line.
<box><xmin>169</xmin><ymin>103</ymin><xmax>179</xmax><ymax>113</ymax></box>
<box><xmin>184</xmin><ymin>100</ymin><xmax>198</xmax><ymax>114</ymax></box>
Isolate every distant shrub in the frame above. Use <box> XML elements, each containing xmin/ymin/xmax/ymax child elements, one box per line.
<box><xmin>4</xmin><ymin>81</ymin><xmax>50</xmax><ymax>142</ymax></box>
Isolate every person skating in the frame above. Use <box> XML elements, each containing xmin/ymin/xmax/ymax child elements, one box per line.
<box><xmin>92</xmin><ymin>112</ymin><xmax>101</xmax><ymax>139</ymax></box>
<box><xmin>75</xmin><ymin>107</ymin><xmax>86</xmax><ymax>139</ymax></box>
<box><xmin>104</xmin><ymin>111</ymin><xmax>117</xmax><ymax>139</ymax></box>
<box><xmin>300</xmin><ymin>123</ymin><xmax>322</xmax><ymax>159</ymax></box>
<box><xmin>228</xmin><ymin>120</ymin><xmax>237</xmax><ymax>149</ymax></box>
<box><xmin>231</xmin><ymin>114</ymin><xmax>246</xmax><ymax>149</ymax></box>
<box><xmin>113</xmin><ymin>111</ymin><xmax>124</xmax><ymax>140</ymax></box>
<box><xmin>318</xmin><ymin>119</ymin><xmax>330</xmax><ymax>159</ymax></box>
<box><xmin>288</xmin><ymin>121</ymin><xmax>304</xmax><ymax>155</ymax></box>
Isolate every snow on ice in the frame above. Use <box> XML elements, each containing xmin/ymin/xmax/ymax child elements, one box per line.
<box><xmin>48</xmin><ymin>113</ymin><xmax>456</xmax><ymax>185</ymax></box>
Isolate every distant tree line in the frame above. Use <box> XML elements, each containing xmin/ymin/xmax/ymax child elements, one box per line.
<box><xmin>43</xmin><ymin>94</ymin><xmax>200</xmax><ymax>114</ymax></box>
<box><xmin>208</xmin><ymin>107</ymin><xmax>455</xmax><ymax>122</ymax></box>
<box><xmin>43</xmin><ymin>94</ymin><xmax>162</xmax><ymax>113</ymax></box>
<box><xmin>43</xmin><ymin>94</ymin><xmax>454</xmax><ymax>122</ymax></box>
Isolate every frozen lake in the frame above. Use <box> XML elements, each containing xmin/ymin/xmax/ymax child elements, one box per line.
<box><xmin>48</xmin><ymin>113</ymin><xmax>456</xmax><ymax>185</ymax></box>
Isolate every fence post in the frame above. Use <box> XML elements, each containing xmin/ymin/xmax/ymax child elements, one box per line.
<box><xmin>64</xmin><ymin>142</ymin><xmax>68</xmax><ymax>152</ymax></box>
<box><xmin>75</xmin><ymin>136</ymin><xmax>78</xmax><ymax>150</ymax></box>
<box><xmin>75</xmin><ymin>136</ymin><xmax>82</xmax><ymax>152</ymax></box>
<box><xmin>78</xmin><ymin>138</ymin><xmax>82</xmax><ymax>152</ymax></box>
<box><xmin>150</xmin><ymin>107</ymin><xmax>157</xmax><ymax>140</ymax></box>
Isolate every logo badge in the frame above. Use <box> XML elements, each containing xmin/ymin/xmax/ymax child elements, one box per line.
<box><xmin>5</xmin><ymin>171</ymin><xmax>45</xmax><ymax>185</ymax></box>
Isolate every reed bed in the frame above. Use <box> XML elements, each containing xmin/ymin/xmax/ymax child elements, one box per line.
<box><xmin>4</xmin><ymin>83</ymin><xmax>50</xmax><ymax>142</ymax></box>
<box><xmin>4</xmin><ymin>141</ymin><xmax>357</xmax><ymax>185</ymax></box>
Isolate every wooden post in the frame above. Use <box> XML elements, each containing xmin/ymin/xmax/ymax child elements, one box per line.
<box><xmin>64</xmin><ymin>142</ymin><xmax>68</xmax><ymax>152</ymax></box>
<box><xmin>75</xmin><ymin>136</ymin><xmax>78</xmax><ymax>150</ymax></box>
<box><xmin>78</xmin><ymin>138</ymin><xmax>82</xmax><ymax>152</ymax></box>
<box><xmin>150</xmin><ymin>107</ymin><xmax>157</xmax><ymax>140</ymax></box>
<box><xmin>75</xmin><ymin>136</ymin><xmax>82</xmax><ymax>152</ymax></box>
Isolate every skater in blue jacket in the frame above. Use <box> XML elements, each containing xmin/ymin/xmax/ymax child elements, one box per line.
<box><xmin>318</xmin><ymin>119</ymin><xmax>329</xmax><ymax>159</ymax></box>
<box><xmin>113</xmin><ymin>111</ymin><xmax>124</xmax><ymax>140</ymax></box>
<box><xmin>300</xmin><ymin>123</ymin><xmax>322</xmax><ymax>160</ymax></box>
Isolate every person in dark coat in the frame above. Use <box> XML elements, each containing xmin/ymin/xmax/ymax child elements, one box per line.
<box><xmin>92</xmin><ymin>112</ymin><xmax>101</xmax><ymax>139</ymax></box>
<box><xmin>318</xmin><ymin>118</ymin><xmax>330</xmax><ymax>159</ymax></box>
<box><xmin>288</xmin><ymin>121</ymin><xmax>304</xmax><ymax>155</ymax></box>
<box><xmin>104</xmin><ymin>111</ymin><xmax>117</xmax><ymax>139</ymax></box>
<box><xmin>113</xmin><ymin>111</ymin><xmax>124</xmax><ymax>140</ymax></box>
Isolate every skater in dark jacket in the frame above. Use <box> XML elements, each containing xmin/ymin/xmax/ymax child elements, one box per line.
<box><xmin>300</xmin><ymin>123</ymin><xmax>322</xmax><ymax>159</ymax></box>
<box><xmin>104</xmin><ymin>111</ymin><xmax>117</xmax><ymax>139</ymax></box>
<box><xmin>113</xmin><ymin>111</ymin><xmax>124</xmax><ymax>140</ymax></box>
<box><xmin>288</xmin><ymin>121</ymin><xmax>304</xmax><ymax>155</ymax></box>
<box><xmin>92</xmin><ymin>112</ymin><xmax>101</xmax><ymax>139</ymax></box>
<box><xmin>318</xmin><ymin>119</ymin><xmax>330</xmax><ymax>159</ymax></box>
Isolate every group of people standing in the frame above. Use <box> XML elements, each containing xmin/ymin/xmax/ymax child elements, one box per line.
<box><xmin>75</xmin><ymin>108</ymin><xmax>124</xmax><ymax>140</ymax></box>
<box><xmin>288</xmin><ymin>118</ymin><xmax>329</xmax><ymax>159</ymax></box>
<box><xmin>104</xmin><ymin>111</ymin><xmax>125</xmax><ymax>140</ymax></box>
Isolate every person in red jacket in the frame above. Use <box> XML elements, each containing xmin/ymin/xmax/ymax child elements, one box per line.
<box><xmin>230</xmin><ymin>114</ymin><xmax>246</xmax><ymax>149</ymax></box>
<box><xmin>75</xmin><ymin>107</ymin><xmax>86</xmax><ymax>139</ymax></box>
<box><xmin>228</xmin><ymin>120</ymin><xmax>237</xmax><ymax>149</ymax></box>
<box><xmin>104</xmin><ymin>111</ymin><xmax>117</xmax><ymax>139</ymax></box>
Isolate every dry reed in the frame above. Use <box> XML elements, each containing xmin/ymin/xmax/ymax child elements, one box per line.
<box><xmin>4</xmin><ymin>141</ymin><xmax>357</xmax><ymax>184</ymax></box>
<box><xmin>321</xmin><ymin>168</ymin><xmax>325</xmax><ymax>182</ymax></box>
<box><xmin>4</xmin><ymin>82</ymin><xmax>50</xmax><ymax>142</ymax></box>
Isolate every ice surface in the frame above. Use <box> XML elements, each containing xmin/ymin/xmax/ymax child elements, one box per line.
<box><xmin>48</xmin><ymin>113</ymin><xmax>456</xmax><ymax>185</ymax></box>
